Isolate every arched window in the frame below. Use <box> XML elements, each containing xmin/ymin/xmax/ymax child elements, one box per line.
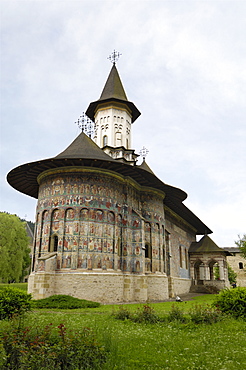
<box><xmin>239</xmin><ymin>262</ymin><xmax>244</xmax><ymax>269</ymax></box>
<box><xmin>103</xmin><ymin>135</ymin><xmax>108</xmax><ymax>146</ymax></box>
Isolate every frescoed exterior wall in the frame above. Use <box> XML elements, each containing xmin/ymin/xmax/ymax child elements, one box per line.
<box><xmin>31</xmin><ymin>167</ymin><xmax>166</xmax><ymax>280</ymax></box>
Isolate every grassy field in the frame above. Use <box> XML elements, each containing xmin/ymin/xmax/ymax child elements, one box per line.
<box><xmin>0</xmin><ymin>285</ymin><xmax>246</xmax><ymax>369</ymax></box>
<box><xmin>0</xmin><ymin>282</ymin><xmax>28</xmax><ymax>291</ymax></box>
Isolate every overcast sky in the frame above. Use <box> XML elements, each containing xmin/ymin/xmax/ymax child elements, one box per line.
<box><xmin>1</xmin><ymin>0</ymin><xmax>245</xmax><ymax>248</ymax></box>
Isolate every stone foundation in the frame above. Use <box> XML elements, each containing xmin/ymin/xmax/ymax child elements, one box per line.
<box><xmin>28</xmin><ymin>272</ymin><xmax>173</xmax><ymax>303</ymax></box>
<box><xmin>168</xmin><ymin>277</ymin><xmax>192</xmax><ymax>298</ymax></box>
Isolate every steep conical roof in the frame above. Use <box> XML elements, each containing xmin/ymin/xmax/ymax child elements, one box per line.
<box><xmin>86</xmin><ymin>64</ymin><xmax>141</xmax><ymax>123</ymax></box>
<box><xmin>99</xmin><ymin>64</ymin><xmax>128</xmax><ymax>101</ymax></box>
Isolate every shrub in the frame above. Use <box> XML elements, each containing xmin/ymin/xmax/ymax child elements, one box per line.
<box><xmin>167</xmin><ymin>304</ymin><xmax>186</xmax><ymax>323</ymax></box>
<box><xmin>132</xmin><ymin>304</ymin><xmax>160</xmax><ymax>323</ymax></box>
<box><xmin>189</xmin><ymin>304</ymin><xmax>224</xmax><ymax>324</ymax></box>
<box><xmin>0</xmin><ymin>287</ymin><xmax>31</xmax><ymax>320</ymax></box>
<box><xmin>113</xmin><ymin>304</ymin><xmax>160</xmax><ymax>323</ymax></box>
<box><xmin>212</xmin><ymin>287</ymin><xmax>246</xmax><ymax>319</ymax></box>
<box><xmin>0</xmin><ymin>322</ymin><xmax>107</xmax><ymax>369</ymax></box>
<box><xmin>32</xmin><ymin>294</ymin><xmax>100</xmax><ymax>309</ymax></box>
<box><xmin>113</xmin><ymin>306</ymin><xmax>132</xmax><ymax>320</ymax></box>
<box><xmin>227</xmin><ymin>264</ymin><xmax>237</xmax><ymax>285</ymax></box>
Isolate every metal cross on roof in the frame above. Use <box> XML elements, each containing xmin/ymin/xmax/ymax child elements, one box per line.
<box><xmin>108</xmin><ymin>50</ymin><xmax>122</xmax><ymax>65</ymax></box>
<box><xmin>140</xmin><ymin>146</ymin><xmax>149</xmax><ymax>160</ymax></box>
<box><xmin>75</xmin><ymin>112</ymin><xmax>95</xmax><ymax>138</ymax></box>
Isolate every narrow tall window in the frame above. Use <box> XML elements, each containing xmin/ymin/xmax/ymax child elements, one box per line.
<box><xmin>239</xmin><ymin>262</ymin><xmax>243</xmax><ymax>269</ymax></box>
<box><xmin>179</xmin><ymin>246</ymin><xmax>182</xmax><ymax>268</ymax></box>
<box><xmin>103</xmin><ymin>135</ymin><xmax>108</xmax><ymax>146</ymax></box>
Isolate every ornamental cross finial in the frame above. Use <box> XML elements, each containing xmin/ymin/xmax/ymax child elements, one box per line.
<box><xmin>108</xmin><ymin>50</ymin><xmax>122</xmax><ymax>65</ymax></box>
<box><xmin>75</xmin><ymin>112</ymin><xmax>95</xmax><ymax>138</ymax></box>
<box><xmin>140</xmin><ymin>146</ymin><xmax>149</xmax><ymax>160</ymax></box>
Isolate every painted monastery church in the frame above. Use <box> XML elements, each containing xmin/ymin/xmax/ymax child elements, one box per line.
<box><xmin>7</xmin><ymin>57</ymin><xmax>230</xmax><ymax>302</ymax></box>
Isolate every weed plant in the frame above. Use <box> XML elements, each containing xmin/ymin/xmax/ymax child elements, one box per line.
<box><xmin>167</xmin><ymin>304</ymin><xmax>187</xmax><ymax>323</ymax></box>
<box><xmin>132</xmin><ymin>304</ymin><xmax>160</xmax><ymax>323</ymax></box>
<box><xmin>0</xmin><ymin>321</ymin><xmax>107</xmax><ymax>369</ymax></box>
<box><xmin>189</xmin><ymin>304</ymin><xmax>224</xmax><ymax>324</ymax></box>
<box><xmin>112</xmin><ymin>306</ymin><xmax>132</xmax><ymax>320</ymax></box>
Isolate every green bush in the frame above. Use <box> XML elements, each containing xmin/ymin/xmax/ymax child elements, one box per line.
<box><xmin>0</xmin><ymin>322</ymin><xmax>107</xmax><ymax>369</ymax></box>
<box><xmin>112</xmin><ymin>306</ymin><xmax>132</xmax><ymax>320</ymax></box>
<box><xmin>227</xmin><ymin>264</ymin><xmax>237</xmax><ymax>285</ymax></box>
<box><xmin>113</xmin><ymin>304</ymin><xmax>160</xmax><ymax>323</ymax></box>
<box><xmin>0</xmin><ymin>287</ymin><xmax>32</xmax><ymax>320</ymax></box>
<box><xmin>167</xmin><ymin>304</ymin><xmax>186</xmax><ymax>323</ymax></box>
<box><xmin>132</xmin><ymin>304</ymin><xmax>160</xmax><ymax>323</ymax></box>
<box><xmin>189</xmin><ymin>304</ymin><xmax>224</xmax><ymax>324</ymax></box>
<box><xmin>32</xmin><ymin>294</ymin><xmax>100</xmax><ymax>309</ymax></box>
<box><xmin>212</xmin><ymin>287</ymin><xmax>246</xmax><ymax>319</ymax></box>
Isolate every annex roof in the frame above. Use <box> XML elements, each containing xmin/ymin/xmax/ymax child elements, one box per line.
<box><xmin>189</xmin><ymin>235</ymin><xmax>225</xmax><ymax>253</ymax></box>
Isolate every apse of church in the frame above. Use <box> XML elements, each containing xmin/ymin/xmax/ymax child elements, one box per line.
<box><xmin>33</xmin><ymin>168</ymin><xmax>165</xmax><ymax>276</ymax></box>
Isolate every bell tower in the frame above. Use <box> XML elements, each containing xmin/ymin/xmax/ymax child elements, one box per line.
<box><xmin>86</xmin><ymin>51</ymin><xmax>141</xmax><ymax>165</ymax></box>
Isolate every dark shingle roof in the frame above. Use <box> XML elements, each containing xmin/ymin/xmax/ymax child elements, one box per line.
<box><xmin>86</xmin><ymin>64</ymin><xmax>141</xmax><ymax>123</ymax></box>
<box><xmin>7</xmin><ymin>130</ymin><xmax>212</xmax><ymax>235</ymax></box>
<box><xmin>189</xmin><ymin>235</ymin><xmax>224</xmax><ymax>253</ymax></box>
<box><xmin>99</xmin><ymin>64</ymin><xmax>128</xmax><ymax>101</ymax></box>
<box><xmin>55</xmin><ymin>131</ymin><xmax>114</xmax><ymax>161</ymax></box>
<box><xmin>137</xmin><ymin>159</ymin><xmax>155</xmax><ymax>175</ymax></box>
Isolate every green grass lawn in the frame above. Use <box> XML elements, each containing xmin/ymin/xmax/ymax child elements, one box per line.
<box><xmin>0</xmin><ymin>285</ymin><xmax>245</xmax><ymax>369</ymax></box>
<box><xmin>0</xmin><ymin>282</ymin><xmax>28</xmax><ymax>291</ymax></box>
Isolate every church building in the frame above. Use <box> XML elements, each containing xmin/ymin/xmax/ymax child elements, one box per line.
<box><xmin>7</xmin><ymin>54</ymin><xmax>230</xmax><ymax>302</ymax></box>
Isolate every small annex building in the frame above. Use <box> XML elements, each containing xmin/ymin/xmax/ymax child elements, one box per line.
<box><xmin>7</xmin><ymin>58</ymin><xmax>230</xmax><ymax>302</ymax></box>
<box><xmin>223</xmin><ymin>247</ymin><xmax>246</xmax><ymax>287</ymax></box>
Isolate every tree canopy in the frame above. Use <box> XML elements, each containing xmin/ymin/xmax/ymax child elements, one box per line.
<box><xmin>0</xmin><ymin>212</ymin><xmax>31</xmax><ymax>283</ymax></box>
<box><xmin>235</xmin><ymin>234</ymin><xmax>246</xmax><ymax>259</ymax></box>
<box><xmin>235</xmin><ymin>234</ymin><xmax>246</xmax><ymax>258</ymax></box>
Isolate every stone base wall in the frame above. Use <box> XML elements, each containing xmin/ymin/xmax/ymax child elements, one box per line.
<box><xmin>168</xmin><ymin>277</ymin><xmax>192</xmax><ymax>298</ymax></box>
<box><xmin>28</xmin><ymin>272</ymin><xmax>170</xmax><ymax>303</ymax></box>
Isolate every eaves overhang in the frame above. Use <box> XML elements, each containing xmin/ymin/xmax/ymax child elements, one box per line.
<box><xmin>7</xmin><ymin>156</ymin><xmax>211</xmax><ymax>235</ymax></box>
<box><xmin>86</xmin><ymin>97</ymin><xmax>141</xmax><ymax>123</ymax></box>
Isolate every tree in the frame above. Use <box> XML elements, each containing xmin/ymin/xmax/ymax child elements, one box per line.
<box><xmin>235</xmin><ymin>234</ymin><xmax>246</xmax><ymax>259</ymax></box>
<box><xmin>227</xmin><ymin>264</ymin><xmax>237</xmax><ymax>285</ymax></box>
<box><xmin>0</xmin><ymin>212</ymin><xmax>30</xmax><ymax>283</ymax></box>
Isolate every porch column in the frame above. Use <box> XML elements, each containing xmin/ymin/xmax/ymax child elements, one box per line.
<box><xmin>219</xmin><ymin>262</ymin><xmax>225</xmax><ymax>280</ymax></box>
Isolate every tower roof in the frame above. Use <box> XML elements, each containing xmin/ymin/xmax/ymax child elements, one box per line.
<box><xmin>86</xmin><ymin>64</ymin><xmax>141</xmax><ymax>123</ymax></box>
<box><xmin>99</xmin><ymin>64</ymin><xmax>128</xmax><ymax>101</ymax></box>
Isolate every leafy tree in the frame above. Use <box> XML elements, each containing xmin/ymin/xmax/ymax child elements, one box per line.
<box><xmin>0</xmin><ymin>212</ymin><xmax>30</xmax><ymax>283</ymax></box>
<box><xmin>235</xmin><ymin>234</ymin><xmax>246</xmax><ymax>258</ymax></box>
<box><xmin>227</xmin><ymin>264</ymin><xmax>237</xmax><ymax>285</ymax></box>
